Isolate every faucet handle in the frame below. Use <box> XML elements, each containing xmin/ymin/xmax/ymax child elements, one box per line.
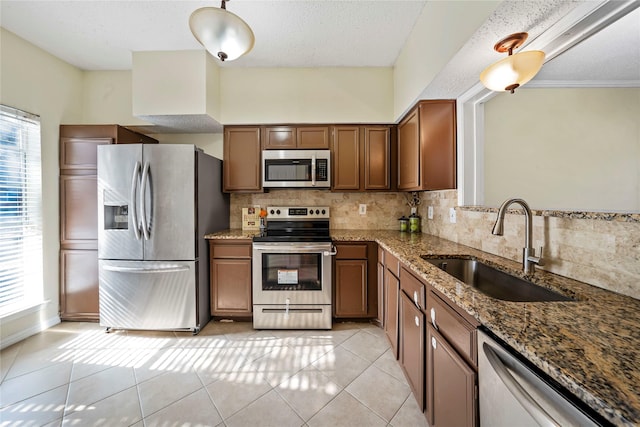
<box><xmin>536</xmin><ymin>246</ymin><xmax>545</xmax><ymax>266</ymax></box>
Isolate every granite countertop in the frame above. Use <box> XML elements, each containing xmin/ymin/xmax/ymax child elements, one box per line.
<box><xmin>206</xmin><ymin>229</ymin><xmax>640</xmax><ymax>425</ymax></box>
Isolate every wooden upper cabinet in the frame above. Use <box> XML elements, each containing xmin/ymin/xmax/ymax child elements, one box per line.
<box><xmin>297</xmin><ymin>127</ymin><xmax>330</xmax><ymax>149</ymax></box>
<box><xmin>60</xmin><ymin>137</ymin><xmax>112</xmax><ymax>171</ymax></box>
<box><xmin>263</xmin><ymin>126</ymin><xmax>329</xmax><ymax>149</ymax></box>
<box><xmin>223</xmin><ymin>127</ymin><xmax>262</xmax><ymax>192</ymax></box>
<box><xmin>364</xmin><ymin>126</ymin><xmax>392</xmax><ymax>190</ymax></box>
<box><xmin>263</xmin><ymin>126</ymin><xmax>296</xmax><ymax>149</ymax></box>
<box><xmin>332</xmin><ymin>126</ymin><xmax>361</xmax><ymax>190</ymax></box>
<box><xmin>398</xmin><ymin>108</ymin><xmax>421</xmax><ymax>190</ymax></box>
<box><xmin>397</xmin><ymin>100</ymin><xmax>456</xmax><ymax>191</ymax></box>
<box><xmin>332</xmin><ymin>125</ymin><xmax>393</xmax><ymax>191</ymax></box>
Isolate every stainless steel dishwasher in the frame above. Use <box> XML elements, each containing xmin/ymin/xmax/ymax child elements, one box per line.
<box><xmin>478</xmin><ymin>330</ymin><xmax>603</xmax><ymax>426</ymax></box>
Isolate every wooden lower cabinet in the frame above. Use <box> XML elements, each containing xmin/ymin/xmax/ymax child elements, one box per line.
<box><xmin>400</xmin><ymin>291</ymin><xmax>425</xmax><ymax>410</ymax></box>
<box><xmin>334</xmin><ymin>259</ymin><xmax>367</xmax><ymax>317</ymax></box>
<box><xmin>333</xmin><ymin>242</ymin><xmax>377</xmax><ymax>318</ymax></box>
<box><xmin>60</xmin><ymin>249</ymin><xmax>99</xmax><ymax>321</ymax></box>
<box><xmin>210</xmin><ymin>240</ymin><xmax>253</xmax><ymax>317</ymax></box>
<box><xmin>427</xmin><ymin>324</ymin><xmax>477</xmax><ymax>427</ymax></box>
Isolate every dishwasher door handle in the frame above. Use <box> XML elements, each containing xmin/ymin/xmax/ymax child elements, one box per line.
<box><xmin>483</xmin><ymin>342</ymin><xmax>560</xmax><ymax>427</ymax></box>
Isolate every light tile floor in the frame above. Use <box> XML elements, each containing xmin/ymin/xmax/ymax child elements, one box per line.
<box><xmin>0</xmin><ymin>321</ymin><xmax>429</xmax><ymax>427</ymax></box>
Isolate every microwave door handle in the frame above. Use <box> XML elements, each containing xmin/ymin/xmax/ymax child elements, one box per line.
<box><xmin>311</xmin><ymin>154</ymin><xmax>316</xmax><ymax>186</ymax></box>
<box><xmin>130</xmin><ymin>161</ymin><xmax>142</xmax><ymax>240</ymax></box>
<box><xmin>140</xmin><ymin>161</ymin><xmax>151</xmax><ymax>240</ymax></box>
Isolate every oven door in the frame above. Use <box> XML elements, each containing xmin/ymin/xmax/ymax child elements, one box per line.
<box><xmin>252</xmin><ymin>242</ymin><xmax>333</xmax><ymax>305</ymax></box>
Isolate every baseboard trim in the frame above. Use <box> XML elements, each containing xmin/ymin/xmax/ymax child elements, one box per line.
<box><xmin>1</xmin><ymin>315</ymin><xmax>61</xmax><ymax>350</ymax></box>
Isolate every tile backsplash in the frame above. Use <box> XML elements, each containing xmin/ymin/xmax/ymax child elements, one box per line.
<box><xmin>230</xmin><ymin>189</ymin><xmax>639</xmax><ymax>300</ymax></box>
<box><xmin>231</xmin><ymin>190</ymin><xmax>413</xmax><ymax>230</ymax></box>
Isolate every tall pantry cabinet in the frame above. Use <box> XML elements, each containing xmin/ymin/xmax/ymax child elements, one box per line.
<box><xmin>59</xmin><ymin>125</ymin><xmax>157</xmax><ymax>321</ymax></box>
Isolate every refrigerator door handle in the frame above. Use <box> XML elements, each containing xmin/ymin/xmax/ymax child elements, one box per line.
<box><xmin>130</xmin><ymin>161</ymin><xmax>142</xmax><ymax>240</ymax></box>
<box><xmin>140</xmin><ymin>161</ymin><xmax>151</xmax><ymax>240</ymax></box>
<box><xmin>103</xmin><ymin>264</ymin><xmax>190</xmax><ymax>274</ymax></box>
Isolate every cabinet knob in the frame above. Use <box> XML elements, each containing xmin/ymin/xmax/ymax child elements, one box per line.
<box><xmin>431</xmin><ymin>336</ymin><xmax>437</xmax><ymax>349</ymax></box>
<box><xmin>415</xmin><ymin>316</ymin><xmax>420</xmax><ymax>327</ymax></box>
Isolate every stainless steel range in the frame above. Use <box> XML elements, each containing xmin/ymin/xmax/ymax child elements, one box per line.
<box><xmin>252</xmin><ymin>206</ymin><xmax>334</xmax><ymax>329</ymax></box>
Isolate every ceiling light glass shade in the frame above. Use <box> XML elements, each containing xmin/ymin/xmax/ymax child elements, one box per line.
<box><xmin>189</xmin><ymin>6</ymin><xmax>255</xmax><ymax>62</ymax></box>
<box><xmin>480</xmin><ymin>50</ymin><xmax>545</xmax><ymax>93</ymax></box>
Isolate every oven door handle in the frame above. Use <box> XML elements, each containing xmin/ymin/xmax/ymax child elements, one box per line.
<box><xmin>253</xmin><ymin>244</ymin><xmax>332</xmax><ymax>253</ymax></box>
<box><xmin>324</xmin><ymin>245</ymin><xmax>338</xmax><ymax>256</ymax></box>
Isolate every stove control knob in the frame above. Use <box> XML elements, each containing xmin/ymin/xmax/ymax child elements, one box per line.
<box><xmin>276</xmin><ymin>209</ymin><xmax>281</xmax><ymax>215</ymax></box>
<box><xmin>316</xmin><ymin>209</ymin><xmax>320</xmax><ymax>214</ymax></box>
<box><xmin>321</xmin><ymin>209</ymin><xmax>326</xmax><ymax>215</ymax></box>
<box><xmin>309</xmin><ymin>209</ymin><xmax>314</xmax><ymax>215</ymax></box>
<box><xmin>270</xmin><ymin>209</ymin><xmax>275</xmax><ymax>215</ymax></box>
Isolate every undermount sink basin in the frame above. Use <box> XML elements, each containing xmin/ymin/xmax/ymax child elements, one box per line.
<box><xmin>422</xmin><ymin>256</ymin><xmax>574</xmax><ymax>302</ymax></box>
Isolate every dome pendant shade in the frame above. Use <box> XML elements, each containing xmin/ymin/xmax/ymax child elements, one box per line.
<box><xmin>480</xmin><ymin>32</ymin><xmax>545</xmax><ymax>94</ymax></box>
<box><xmin>189</xmin><ymin>2</ymin><xmax>255</xmax><ymax>62</ymax></box>
<box><xmin>480</xmin><ymin>50</ymin><xmax>545</xmax><ymax>93</ymax></box>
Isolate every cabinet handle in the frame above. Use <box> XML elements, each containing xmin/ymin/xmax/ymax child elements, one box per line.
<box><xmin>415</xmin><ymin>316</ymin><xmax>420</xmax><ymax>327</ymax></box>
<box><xmin>430</xmin><ymin>307</ymin><xmax>438</xmax><ymax>330</ymax></box>
<box><xmin>431</xmin><ymin>336</ymin><xmax>437</xmax><ymax>349</ymax></box>
<box><xmin>413</xmin><ymin>291</ymin><xmax>420</xmax><ymax>309</ymax></box>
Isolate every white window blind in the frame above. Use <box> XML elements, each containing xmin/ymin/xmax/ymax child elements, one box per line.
<box><xmin>0</xmin><ymin>105</ymin><xmax>43</xmax><ymax>316</ymax></box>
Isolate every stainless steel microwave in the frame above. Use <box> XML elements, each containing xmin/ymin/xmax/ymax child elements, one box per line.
<box><xmin>262</xmin><ymin>150</ymin><xmax>331</xmax><ymax>188</ymax></box>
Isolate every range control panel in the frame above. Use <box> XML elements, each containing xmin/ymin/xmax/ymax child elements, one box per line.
<box><xmin>266</xmin><ymin>206</ymin><xmax>330</xmax><ymax>220</ymax></box>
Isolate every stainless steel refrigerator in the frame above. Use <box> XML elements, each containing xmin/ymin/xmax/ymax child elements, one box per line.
<box><xmin>97</xmin><ymin>144</ymin><xmax>229</xmax><ymax>334</ymax></box>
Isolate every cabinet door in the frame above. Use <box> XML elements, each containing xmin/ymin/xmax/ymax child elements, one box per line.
<box><xmin>263</xmin><ymin>127</ymin><xmax>296</xmax><ymax>149</ymax></box>
<box><xmin>419</xmin><ymin>100</ymin><xmax>456</xmax><ymax>190</ymax></box>
<box><xmin>334</xmin><ymin>259</ymin><xmax>367</xmax><ymax>317</ymax></box>
<box><xmin>398</xmin><ymin>108</ymin><xmax>420</xmax><ymax>190</ymax></box>
<box><xmin>223</xmin><ymin>127</ymin><xmax>262</xmax><ymax>192</ymax></box>
<box><xmin>60</xmin><ymin>137</ymin><xmax>112</xmax><ymax>171</ymax></box>
<box><xmin>400</xmin><ymin>293</ymin><xmax>425</xmax><ymax>411</ymax></box>
<box><xmin>332</xmin><ymin>126</ymin><xmax>361</xmax><ymax>190</ymax></box>
<box><xmin>297</xmin><ymin>126</ymin><xmax>329</xmax><ymax>149</ymax></box>
<box><xmin>60</xmin><ymin>249</ymin><xmax>99</xmax><ymax>320</ymax></box>
<box><xmin>60</xmin><ymin>175</ymin><xmax>98</xmax><ymax>248</ymax></box>
<box><xmin>427</xmin><ymin>324</ymin><xmax>477</xmax><ymax>427</ymax></box>
<box><xmin>364</xmin><ymin>126</ymin><xmax>391</xmax><ymax>190</ymax></box>
<box><xmin>211</xmin><ymin>258</ymin><xmax>252</xmax><ymax>315</ymax></box>
<box><xmin>384</xmin><ymin>268</ymin><xmax>400</xmax><ymax>358</ymax></box>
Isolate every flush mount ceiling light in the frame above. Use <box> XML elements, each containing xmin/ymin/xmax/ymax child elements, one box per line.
<box><xmin>189</xmin><ymin>0</ymin><xmax>255</xmax><ymax>62</ymax></box>
<box><xmin>480</xmin><ymin>32</ymin><xmax>545</xmax><ymax>94</ymax></box>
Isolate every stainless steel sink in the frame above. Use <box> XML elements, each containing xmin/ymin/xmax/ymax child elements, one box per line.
<box><xmin>422</xmin><ymin>256</ymin><xmax>574</xmax><ymax>302</ymax></box>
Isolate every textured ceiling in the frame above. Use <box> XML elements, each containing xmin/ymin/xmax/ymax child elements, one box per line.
<box><xmin>1</xmin><ymin>0</ymin><xmax>638</xmax><ymax>103</ymax></box>
<box><xmin>0</xmin><ymin>0</ymin><xmax>427</xmax><ymax>70</ymax></box>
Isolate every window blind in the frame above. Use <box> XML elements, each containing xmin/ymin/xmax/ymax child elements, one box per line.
<box><xmin>0</xmin><ymin>105</ymin><xmax>42</xmax><ymax>315</ymax></box>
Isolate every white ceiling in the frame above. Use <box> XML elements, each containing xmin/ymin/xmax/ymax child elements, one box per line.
<box><xmin>1</xmin><ymin>0</ymin><xmax>638</xmax><ymax>101</ymax></box>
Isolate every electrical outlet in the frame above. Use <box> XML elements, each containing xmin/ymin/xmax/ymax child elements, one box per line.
<box><xmin>427</xmin><ymin>206</ymin><xmax>434</xmax><ymax>220</ymax></box>
<box><xmin>359</xmin><ymin>204</ymin><xmax>367</xmax><ymax>215</ymax></box>
<box><xmin>449</xmin><ymin>207</ymin><xmax>457</xmax><ymax>223</ymax></box>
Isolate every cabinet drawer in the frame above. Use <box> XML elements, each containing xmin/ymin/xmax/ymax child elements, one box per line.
<box><xmin>385</xmin><ymin>252</ymin><xmax>400</xmax><ymax>277</ymax></box>
<box><xmin>211</xmin><ymin>242</ymin><xmax>252</xmax><ymax>259</ymax></box>
<box><xmin>400</xmin><ymin>267</ymin><xmax>426</xmax><ymax>310</ymax></box>
<box><xmin>427</xmin><ymin>291</ymin><xmax>477</xmax><ymax>366</ymax></box>
<box><xmin>335</xmin><ymin>244</ymin><xmax>367</xmax><ymax>259</ymax></box>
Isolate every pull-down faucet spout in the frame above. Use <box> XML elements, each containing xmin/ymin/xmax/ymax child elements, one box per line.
<box><xmin>492</xmin><ymin>198</ymin><xmax>544</xmax><ymax>275</ymax></box>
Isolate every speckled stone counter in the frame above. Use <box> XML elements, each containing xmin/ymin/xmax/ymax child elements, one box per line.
<box><xmin>206</xmin><ymin>229</ymin><xmax>639</xmax><ymax>425</ymax></box>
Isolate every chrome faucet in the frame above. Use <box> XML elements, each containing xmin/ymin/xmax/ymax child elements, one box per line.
<box><xmin>492</xmin><ymin>198</ymin><xmax>544</xmax><ymax>275</ymax></box>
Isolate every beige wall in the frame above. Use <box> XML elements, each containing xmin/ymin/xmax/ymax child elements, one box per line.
<box><xmin>220</xmin><ymin>67</ymin><xmax>394</xmax><ymax>124</ymax></box>
<box><xmin>484</xmin><ymin>88</ymin><xmax>640</xmax><ymax>212</ymax></box>
<box><xmin>0</xmin><ymin>28</ymin><xmax>84</xmax><ymax>344</ymax></box>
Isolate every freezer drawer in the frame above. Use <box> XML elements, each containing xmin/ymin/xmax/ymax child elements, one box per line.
<box><xmin>99</xmin><ymin>260</ymin><xmax>199</xmax><ymax>332</ymax></box>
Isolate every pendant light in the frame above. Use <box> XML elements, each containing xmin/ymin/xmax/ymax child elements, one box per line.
<box><xmin>480</xmin><ymin>32</ymin><xmax>545</xmax><ymax>94</ymax></box>
<box><xmin>189</xmin><ymin>0</ymin><xmax>255</xmax><ymax>62</ymax></box>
